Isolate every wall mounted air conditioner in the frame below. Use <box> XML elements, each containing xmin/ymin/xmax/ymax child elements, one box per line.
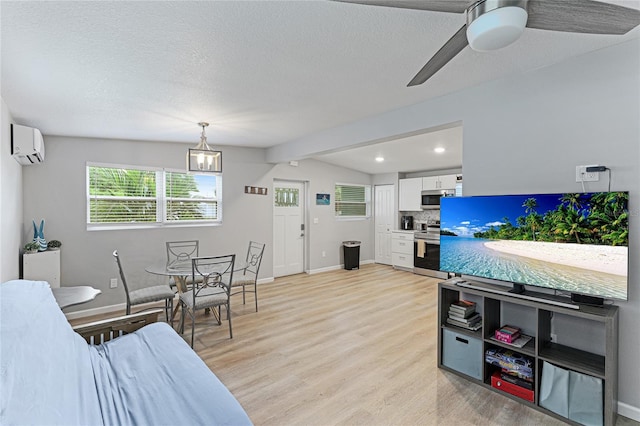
<box><xmin>11</xmin><ymin>123</ymin><xmax>45</xmax><ymax>165</ymax></box>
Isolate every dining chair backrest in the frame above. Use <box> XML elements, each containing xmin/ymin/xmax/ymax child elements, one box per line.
<box><xmin>244</xmin><ymin>241</ymin><xmax>265</xmax><ymax>275</ymax></box>
<box><xmin>191</xmin><ymin>254</ymin><xmax>236</xmax><ymax>296</ymax></box>
<box><xmin>166</xmin><ymin>240</ymin><xmax>199</xmax><ymax>270</ymax></box>
<box><xmin>112</xmin><ymin>250</ymin><xmax>131</xmax><ymax>306</ymax></box>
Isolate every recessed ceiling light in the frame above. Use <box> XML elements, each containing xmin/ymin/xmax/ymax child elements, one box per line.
<box><xmin>434</xmin><ymin>147</ymin><xmax>445</xmax><ymax>153</ymax></box>
<box><xmin>375</xmin><ymin>156</ymin><xmax>384</xmax><ymax>162</ymax></box>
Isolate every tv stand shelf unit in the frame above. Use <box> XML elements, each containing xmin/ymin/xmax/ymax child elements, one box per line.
<box><xmin>438</xmin><ymin>279</ymin><xmax>619</xmax><ymax>426</ymax></box>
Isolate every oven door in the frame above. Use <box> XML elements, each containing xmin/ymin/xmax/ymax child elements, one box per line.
<box><xmin>414</xmin><ymin>238</ymin><xmax>440</xmax><ymax>271</ymax></box>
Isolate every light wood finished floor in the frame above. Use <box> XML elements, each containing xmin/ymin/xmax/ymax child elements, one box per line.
<box><xmin>183</xmin><ymin>264</ymin><xmax>637</xmax><ymax>426</ymax></box>
<box><xmin>75</xmin><ymin>264</ymin><xmax>638</xmax><ymax>425</ymax></box>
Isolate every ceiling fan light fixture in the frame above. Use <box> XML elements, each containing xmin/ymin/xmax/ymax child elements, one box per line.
<box><xmin>466</xmin><ymin>2</ymin><xmax>528</xmax><ymax>52</ymax></box>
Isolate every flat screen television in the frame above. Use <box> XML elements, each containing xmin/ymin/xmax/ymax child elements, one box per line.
<box><xmin>440</xmin><ymin>192</ymin><xmax>629</xmax><ymax>301</ymax></box>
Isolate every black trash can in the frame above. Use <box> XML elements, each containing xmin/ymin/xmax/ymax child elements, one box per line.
<box><xmin>343</xmin><ymin>241</ymin><xmax>361</xmax><ymax>270</ymax></box>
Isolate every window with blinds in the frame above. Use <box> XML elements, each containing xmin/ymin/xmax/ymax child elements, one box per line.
<box><xmin>335</xmin><ymin>183</ymin><xmax>371</xmax><ymax>218</ymax></box>
<box><xmin>87</xmin><ymin>164</ymin><xmax>221</xmax><ymax>229</ymax></box>
<box><xmin>165</xmin><ymin>172</ymin><xmax>219</xmax><ymax>222</ymax></box>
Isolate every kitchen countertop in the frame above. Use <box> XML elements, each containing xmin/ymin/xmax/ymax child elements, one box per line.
<box><xmin>392</xmin><ymin>230</ymin><xmax>415</xmax><ymax>234</ymax></box>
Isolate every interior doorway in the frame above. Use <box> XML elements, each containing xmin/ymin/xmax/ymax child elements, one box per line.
<box><xmin>273</xmin><ymin>180</ymin><xmax>306</xmax><ymax>277</ymax></box>
<box><xmin>374</xmin><ymin>184</ymin><xmax>394</xmax><ymax>265</ymax></box>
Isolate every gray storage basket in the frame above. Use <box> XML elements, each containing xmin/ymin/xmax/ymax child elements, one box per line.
<box><xmin>539</xmin><ymin>361</ymin><xmax>603</xmax><ymax>426</ymax></box>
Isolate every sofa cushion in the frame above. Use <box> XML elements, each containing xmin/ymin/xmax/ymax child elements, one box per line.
<box><xmin>90</xmin><ymin>322</ymin><xmax>252</xmax><ymax>425</ymax></box>
<box><xmin>0</xmin><ymin>280</ymin><xmax>104</xmax><ymax>425</ymax></box>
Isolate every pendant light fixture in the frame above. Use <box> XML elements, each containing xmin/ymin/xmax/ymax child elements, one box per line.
<box><xmin>187</xmin><ymin>122</ymin><xmax>222</xmax><ymax>173</ymax></box>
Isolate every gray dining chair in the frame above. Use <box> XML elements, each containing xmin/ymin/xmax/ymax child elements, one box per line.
<box><xmin>179</xmin><ymin>254</ymin><xmax>235</xmax><ymax>347</ymax></box>
<box><xmin>113</xmin><ymin>250</ymin><xmax>174</xmax><ymax>323</ymax></box>
<box><xmin>166</xmin><ymin>240</ymin><xmax>200</xmax><ymax>290</ymax></box>
<box><xmin>231</xmin><ymin>241</ymin><xmax>265</xmax><ymax>313</ymax></box>
<box><xmin>166</xmin><ymin>240</ymin><xmax>199</xmax><ymax>270</ymax></box>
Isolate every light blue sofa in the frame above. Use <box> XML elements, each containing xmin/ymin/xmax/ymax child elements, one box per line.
<box><xmin>0</xmin><ymin>280</ymin><xmax>252</xmax><ymax>425</ymax></box>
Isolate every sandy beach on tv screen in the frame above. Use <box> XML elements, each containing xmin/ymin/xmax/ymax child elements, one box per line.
<box><xmin>484</xmin><ymin>240</ymin><xmax>627</xmax><ymax>276</ymax></box>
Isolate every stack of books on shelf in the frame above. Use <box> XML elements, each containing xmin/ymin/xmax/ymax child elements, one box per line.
<box><xmin>446</xmin><ymin>300</ymin><xmax>482</xmax><ymax>331</ymax></box>
<box><xmin>490</xmin><ymin>325</ymin><xmax>532</xmax><ymax>348</ymax></box>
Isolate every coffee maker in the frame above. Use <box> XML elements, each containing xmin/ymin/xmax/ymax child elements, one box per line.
<box><xmin>401</xmin><ymin>215</ymin><xmax>413</xmax><ymax>230</ymax></box>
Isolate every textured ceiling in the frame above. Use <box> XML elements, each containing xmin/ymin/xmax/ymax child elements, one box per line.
<box><xmin>2</xmin><ymin>0</ymin><xmax>639</xmax><ymax>156</ymax></box>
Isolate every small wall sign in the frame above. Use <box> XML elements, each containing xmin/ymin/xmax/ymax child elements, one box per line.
<box><xmin>245</xmin><ymin>186</ymin><xmax>268</xmax><ymax>195</ymax></box>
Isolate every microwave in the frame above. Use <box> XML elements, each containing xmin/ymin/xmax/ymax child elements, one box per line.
<box><xmin>421</xmin><ymin>190</ymin><xmax>453</xmax><ymax>209</ymax></box>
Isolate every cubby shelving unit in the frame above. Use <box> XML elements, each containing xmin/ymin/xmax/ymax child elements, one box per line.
<box><xmin>438</xmin><ymin>279</ymin><xmax>618</xmax><ymax>426</ymax></box>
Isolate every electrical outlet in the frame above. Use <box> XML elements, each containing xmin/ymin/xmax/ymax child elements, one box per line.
<box><xmin>322</xmin><ymin>251</ymin><xmax>326</xmax><ymax>257</ymax></box>
<box><xmin>550</xmin><ymin>333</ymin><xmax>557</xmax><ymax>342</ymax></box>
<box><xmin>576</xmin><ymin>165</ymin><xmax>600</xmax><ymax>182</ymax></box>
<box><xmin>110</xmin><ymin>278</ymin><xmax>118</xmax><ymax>289</ymax></box>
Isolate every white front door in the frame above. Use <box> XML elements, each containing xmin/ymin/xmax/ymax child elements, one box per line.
<box><xmin>273</xmin><ymin>180</ymin><xmax>305</xmax><ymax>277</ymax></box>
<box><xmin>375</xmin><ymin>184</ymin><xmax>394</xmax><ymax>265</ymax></box>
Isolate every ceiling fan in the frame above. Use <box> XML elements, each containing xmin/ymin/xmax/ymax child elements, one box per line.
<box><xmin>334</xmin><ymin>0</ymin><xmax>640</xmax><ymax>86</ymax></box>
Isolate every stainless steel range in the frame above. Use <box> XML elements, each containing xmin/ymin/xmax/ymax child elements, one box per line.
<box><xmin>414</xmin><ymin>223</ymin><xmax>447</xmax><ymax>279</ymax></box>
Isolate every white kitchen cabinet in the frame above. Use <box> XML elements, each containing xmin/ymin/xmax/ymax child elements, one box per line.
<box><xmin>391</xmin><ymin>231</ymin><xmax>413</xmax><ymax>270</ymax></box>
<box><xmin>422</xmin><ymin>174</ymin><xmax>459</xmax><ymax>191</ymax></box>
<box><xmin>23</xmin><ymin>250</ymin><xmax>60</xmax><ymax>288</ymax></box>
<box><xmin>399</xmin><ymin>178</ymin><xmax>422</xmax><ymax>211</ymax></box>
<box><xmin>421</xmin><ymin>176</ymin><xmax>439</xmax><ymax>191</ymax></box>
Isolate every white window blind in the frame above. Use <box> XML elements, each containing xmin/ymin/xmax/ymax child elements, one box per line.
<box><xmin>165</xmin><ymin>172</ymin><xmax>219</xmax><ymax>222</ymax></box>
<box><xmin>87</xmin><ymin>164</ymin><xmax>221</xmax><ymax>229</ymax></box>
<box><xmin>335</xmin><ymin>183</ymin><xmax>371</xmax><ymax>218</ymax></box>
<box><xmin>88</xmin><ymin>166</ymin><xmax>158</xmax><ymax>224</ymax></box>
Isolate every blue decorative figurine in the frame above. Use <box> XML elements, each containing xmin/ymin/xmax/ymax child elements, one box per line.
<box><xmin>32</xmin><ymin>219</ymin><xmax>47</xmax><ymax>251</ymax></box>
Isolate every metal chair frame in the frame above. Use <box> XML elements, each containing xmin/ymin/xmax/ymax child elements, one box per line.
<box><xmin>166</xmin><ymin>240</ymin><xmax>199</xmax><ymax>270</ymax></box>
<box><xmin>180</xmin><ymin>254</ymin><xmax>235</xmax><ymax>347</ymax></box>
<box><xmin>231</xmin><ymin>241</ymin><xmax>265</xmax><ymax>313</ymax></box>
<box><xmin>112</xmin><ymin>250</ymin><xmax>173</xmax><ymax>323</ymax></box>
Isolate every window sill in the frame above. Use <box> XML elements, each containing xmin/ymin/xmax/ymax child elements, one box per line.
<box><xmin>87</xmin><ymin>221</ymin><xmax>222</xmax><ymax>231</ymax></box>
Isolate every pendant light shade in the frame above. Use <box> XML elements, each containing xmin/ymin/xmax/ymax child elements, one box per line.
<box><xmin>187</xmin><ymin>122</ymin><xmax>222</xmax><ymax>173</ymax></box>
<box><xmin>466</xmin><ymin>2</ymin><xmax>528</xmax><ymax>52</ymax></box>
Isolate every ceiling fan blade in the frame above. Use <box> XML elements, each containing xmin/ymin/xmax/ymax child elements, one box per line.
<box><xmin>332</xmin><ymin>0</ymin><xmax>470</xmax><ymax>14</ymax></box>
<box><xmin>527</xmin><ymin>0</ymin><xmax>640</xmax><ymax>35</ymax></box>
<box><xmin>408</xmin><ymin>24</ymin><xmax>468</xmax><ymax>87</ymax></box>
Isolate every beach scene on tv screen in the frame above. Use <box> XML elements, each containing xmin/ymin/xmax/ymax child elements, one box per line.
<box><xmin>440</xmin><ymin>192</ymin><xmax>629</xmax><ymax>300</ymax></box>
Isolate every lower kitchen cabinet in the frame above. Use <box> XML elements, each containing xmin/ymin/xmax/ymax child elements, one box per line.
<box><xmin>391</xmin><ymin>231</ymin><xmax>413</xmax><ymax>270</ymax></box>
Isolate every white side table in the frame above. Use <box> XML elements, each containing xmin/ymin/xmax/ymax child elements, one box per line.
<box><xmin>23</xmin><ymin>250</ymin><xmax>60</xmax><ymax>288</ymax></box>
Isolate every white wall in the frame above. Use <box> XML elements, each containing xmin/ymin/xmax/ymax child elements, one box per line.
<box><xmin>0</xmin><ymin>97</ymin><xmax>23</xmax><ymax>282</ymax></box>
<box><xmin>21</xmin><ymin>136</ymin><xmax>373</xmax><ymax>311</ymax></box>
<box><xmin>266</xmin><ymin>39</ymin><xmax>640</xmax><ymax>417</ymax></box>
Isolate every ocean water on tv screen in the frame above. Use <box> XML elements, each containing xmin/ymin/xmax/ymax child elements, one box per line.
<box><xmin>440</xmin><ymin>192</ymin><xmax>629</xmax><ymax>300</ymax></box>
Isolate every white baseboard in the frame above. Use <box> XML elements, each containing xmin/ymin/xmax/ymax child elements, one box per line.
<box><xmin>66</xmin><ymin>278</ymin><xmax>275</xmax><ymax>320</ymax></box>
<box><xmin>619</xmin><ymin>401</ymin><xmax>640</xmax><ymax>422</ymax></box>
<box><xmin>308</xmin><ymin>259</ymin><xmax>375</xmax><ymax>275</ymax></box>
<box><xmin>65</xmin><ymin>302</ymin><xmax>126</xmax><ymax>320</ymax></box>
<box><xmin>308</xmin><ymin>264</ymin><xmax>343</xmax><ymax>275</ymax></box>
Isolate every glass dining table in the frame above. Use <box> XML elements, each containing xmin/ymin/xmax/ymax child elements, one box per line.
<box><xmin>146</xmin><ymin>260</ymin><xmax>247</xmax><ymax>290</ymax></box>
<box><xmin>145</xmin><ymin>262</ymin><xmax>192</xmax><ymax>293</ymax></box>
<box><xmin>52</xmin><ymin>286</ymin><xmax>101</xmax><ymax>310</ymax></box>
<box><xmin>145</xmin><ymin>260</ymin><xmax>242</xmax><ymax>327</ymax></box>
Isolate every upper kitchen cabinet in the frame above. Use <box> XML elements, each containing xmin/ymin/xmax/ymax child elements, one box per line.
<box><xmin>422</xmin><ymin>174</ymin><xmax>458</xmax><ymax>191</ymax></box>
<box><xmin>399</xmin><ymin>177</ymin><xmax>422</xmax><ymax>211</ymax></box>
